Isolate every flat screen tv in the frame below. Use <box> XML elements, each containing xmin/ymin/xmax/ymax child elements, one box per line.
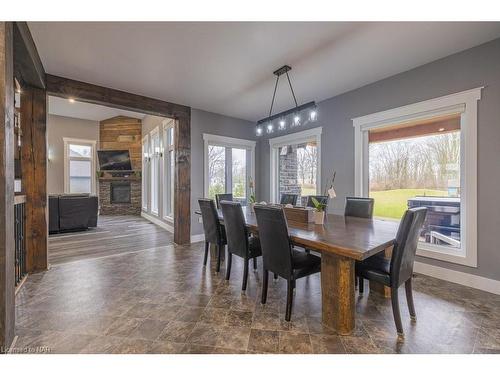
<box><xmin>97</xmin><ymin>150</ymin><xmax>133</xmax><ymax>171</ymax></box>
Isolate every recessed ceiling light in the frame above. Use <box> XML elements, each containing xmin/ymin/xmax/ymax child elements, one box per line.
<box><xmin>438</xmin><ymin>127</ymin><xmax>445</xmax><ymax>132</ymax></box>
<box><xmin>68</xmin><ymin>98</ymin><xmax>75</xmax><ymax>103</ymax></box>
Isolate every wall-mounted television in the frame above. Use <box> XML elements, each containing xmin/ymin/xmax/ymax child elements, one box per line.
<box><xmin>97</xmin><ymin>150</ymin><xmax>133</xmax><ymax>171</ymax></box>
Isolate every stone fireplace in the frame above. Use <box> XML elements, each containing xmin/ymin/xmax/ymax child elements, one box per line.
<box><xmin>98</xmin><ymin>116</ymin><xmax>142</xmax><ymax>215</ymax></box>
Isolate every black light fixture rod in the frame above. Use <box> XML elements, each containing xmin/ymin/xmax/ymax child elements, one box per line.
<box><xmin>268</xmin><ymin>75</ymin><xmax>280</xmax><ymax>117</ymax></box>
<box><xmin>285</xmin><ymin>71</ymin><xmax>298</xmax><ymax>108</ymax></box>
<box><xmin>257</xmin><ymin>101</ymin><xmax>316</xmax><ymax>125</ymax></box>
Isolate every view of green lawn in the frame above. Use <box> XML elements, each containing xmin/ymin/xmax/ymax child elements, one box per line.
<box><xmin>369</xmin><ymin>188</ymin><xmax>447</xmax><ymax>219</ymax></box>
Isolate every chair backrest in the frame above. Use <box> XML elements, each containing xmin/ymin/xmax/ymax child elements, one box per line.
<box><xmin>220</xmin><ymin>201</ymin><xmax>249</xmax><ymax>258</ymax></box>
<box><xmin>280</xmin><ymin>193</ymin><xmax>298</xmax><ymax>206</ymax></box>
<box><xmin>344</xmin><ymin>197</ymin><xmax>374</xmax><ymax>219</ymax></box>
<box><xmin>198</xmin><ymin>198</ymin><xmax>224</xmax><ymax>245</ymax></box>
<box><xmin>306</xmin><ymin>195</ymin><xmax>329</xmax><ymax>209</ymax></box>
<box><xmin>215</xmin><ymin>193</ymin><xmax>233</xmax><ymax>209</ymax></box>
<box><xmin>254</xmin><ymin>205</ymin><xmax>293</xmax><ymax>278</ymax></box>
<box><xmin>390</xmin><ymin>207</ymin><xmax>428</xmax><ymax>286</ymax></box>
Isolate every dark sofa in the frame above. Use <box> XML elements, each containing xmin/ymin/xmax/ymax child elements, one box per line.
<box><xmin>49</xmin><ymin>194</ymin><xmax>99</xmax><ymax>234</ymax></box>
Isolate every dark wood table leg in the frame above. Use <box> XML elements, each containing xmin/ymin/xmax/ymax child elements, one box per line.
<box><xmin>321</xmin><ymin>252</ymin><xmax>355</xmax><ymax>335</ymax></box>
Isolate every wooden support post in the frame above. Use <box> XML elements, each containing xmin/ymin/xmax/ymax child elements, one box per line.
<box><xmin>174</xmin><ymin>115</ymin><xmax>191</xmax><ymax>244</ymax></box>
<box><xmin>20</xmin><ymin>86</ymin><xmax>48</xmax><ymax>272</ymax></box>
<box><xmin>0</xmin><ymin>21</ymin><xmax>15</xmax><ymax>353</ymax></box>
<box><xmin>321</xmin><ymin>252</ymin><xmax>355</xmax><ymax>335</ymax></box>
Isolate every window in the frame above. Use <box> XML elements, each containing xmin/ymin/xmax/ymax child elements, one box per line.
<box><xmin>353</xmin><ymin>88</ymin><xmax>481</xmax><ymax>266</ymax></box>
<box><xmin>64</xmin><ymin>138</ymin><xmax>96</xmax><ymax>194</ymax></box>
<box><xmin>269</xmin><ymin>127</ymin><xmax>322</xmax><ymax>205</ymax></box>
<box><xmin>203</xmin><ymin>134</ymin><xmax>255</xmax><ymax>204</ymax></box>
<box><xmin>141</xmin><ymin>135</ymin><xmax>150</xmax><ymax>211</ymax></box>
<box><xmin>162</xmin><ymin>122</ymin><xmax>175</xmax><ymax>220</ymax></box>
<box><xmin>150</xmin><ymin>128</ymin><xmax>160</xmax><ymax>215</ymax></box>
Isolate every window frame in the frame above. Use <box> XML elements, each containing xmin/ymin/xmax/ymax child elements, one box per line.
<box><xmin>149</xmin><ymin>127</ymin><xmax>161</xmax><ymax>216</ymax></box>
<box><xmin>352</xmin><ymin>87</ymin><xmax>482</xmax><ymax>267</ymax></box>
<box><xmin>162</xmin><ymin>119</ymin><xmax>175</xmax><ymax>222</ymax></box>
<box><xmin>141</xmin><ymin>134</ymin><xmax>150</xmax><ymax>212</ymax></box>
<box><xmin>269</xmin><ymin>127</ymin><xmax>322</xmax><ymax>204</ymax></box>
<box><xmin>63</xmin><ymin>137</ymin><xmax>96</xmax><ymax>195</ymax></box>
<box><xmin>203</xmin><ymin>134</ymin><xmax>256</xmax><ymax>200</ymax></box>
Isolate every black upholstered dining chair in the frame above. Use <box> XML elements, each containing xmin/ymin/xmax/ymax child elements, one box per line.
<box><xmin>254</xmin><ymin>205</ymin><xmax>321</xmax><ymax>321</ymax></box>
<box><xmin>215</xmin><ymin>193</ymin><xmax>233</xmax><ymax>209</ymax></box>
<box><xmin>344</xmin><ymin>196</ymin><xmax>375</xmax><ymax>219</ymax></box>
<box><xmin>198</xmin><ymin>198</ymin><xmax>227</xmax><ymax>272</ymax></box>
<box><xmin>220</xmin><ymin>201</ymin><xmax>262</xmax><ymax>291</ymax></box>
<box><xmin>306</xmin><ymin>195</ymin><xmax>329</xmax><ymax>208</ymax></box>
<box><xmin>356</xmin><ymin>207</ymin><xmax>427</xmax><ymax>337</ymax></box>
<box><xmin>280</xmin><ymin>193</ymin><xmax>298</xmax><ymax>206</ymax></box>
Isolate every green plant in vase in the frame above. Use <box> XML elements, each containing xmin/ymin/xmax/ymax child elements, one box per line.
<box><xmin>311</xmin><ymin>196</ymin><xmax>327</xmax><ymax>225</ymax></box>
<box><xmin>248</xmin><ymin>177</ymin><xmax>256</xmax><ymax>211</ymax></box>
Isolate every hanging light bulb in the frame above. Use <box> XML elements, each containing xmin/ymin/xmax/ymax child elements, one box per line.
<box><xmin>256</xmin><ymin>126</ymin><xmax>263</xmax><ymax>136</ymax></box>
<box><xmin>293</xmin><ymin>114</ymin><xmax>301</xmax><ymax>126</ymax></box>
<box><xmin>266</xmin><ymin>122</ymin><xmax>274</xmax><ymax>134</ymax></box>
<box><xmin>309</xmin><ymin>109</ymin><xmax>317</xmax><ymax>122</ymax></box>
<box><xmin>278</xmin><ymin>118</ymin><xmax>286</xmax><ymax>130</ymax></box>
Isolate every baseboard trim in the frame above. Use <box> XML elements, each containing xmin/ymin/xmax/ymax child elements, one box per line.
<box><xmin>190</xmin><ymin>234</ymin><xmax>205</xmax><ymax>243</ymax></box>
<box><xmin>414</xmin><ymin>261</ymin><xmax>500</xmax><ymax>295</ymax></box>
<box><xmin>141</xmin><ymin>212</ymin><xmax>174</xmax><ymax>233</ymax></box>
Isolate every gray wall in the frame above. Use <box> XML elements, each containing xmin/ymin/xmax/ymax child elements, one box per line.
<box><xmin>257</xmin><ymin>38</ymin><xmax>500</xmax><ymax>281</ymax></box>
<box><xmin>47</xmin><ymin>114</ymin><xmax>99</xmax><ymax>194</ymax></box>
<box><xmin>190</xmin><ymin>108</ymin><xmax>255</xmax><ymax>236</ymax></box>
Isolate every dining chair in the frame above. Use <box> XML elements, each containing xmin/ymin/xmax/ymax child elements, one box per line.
<box><xmin>254</xmin><ymin>204</ymin><xmax>321</xmax><ymax>321</ymax></box>
<box><xmin>280</xmin><ymin>193</ymin><xmax>298</xmax><ymax>206</ymax></box>
<box><xmin>355</xmin><ymin>207</ymin><xmax>427</xmax><ymax>337</ymax></box>
<box><xmin>344</xmin><ymin>196</ymin><xmax>375</xmax><ymax>218</ymax></box>
<box><xmin>215</xmin><ymin>193</ymin><xmax>233</xmax><ymax>209</ymax></box>
<box><xmin>306</xmin><ymin>195</ymin><xmax>329</xmax><ymax>208</ymax></box>
<box><xmin>220</xmin><ymin>201</ymin><xmax>262</xmax><ymax>291</ymax></box>
<box><xmin>198</xmin><ymin>198</ymin><xmax>227</xmax><ymax>273</ymax></box>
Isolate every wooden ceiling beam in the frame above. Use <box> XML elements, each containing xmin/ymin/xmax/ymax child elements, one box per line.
<box><xmin>13</xmin><ymin>22</ymin><xmax>45</xmax><ymax>89</ymax></box>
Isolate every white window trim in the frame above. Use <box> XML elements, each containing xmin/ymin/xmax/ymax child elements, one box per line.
<box><xmin>63</xmin><ymin>137</ymin><xmax>97</xmax><ymax>195</ymax></box>
<box><xmin>141</xmin><ymin>134</ymin><xmax>150</xmax><ymax>212</ymax></box>
<box><xmin>352</xmin><ymin>87</ymin><xmax>482</xmax><ymax>267</ymax></box>
<box><xmin>203</xmin><ymin>134</ymin><xmax>256</xmax><ymax>199</ymax></box>
<box><xmin>149</xmin><ymin>126</ymin><xmax>160</xmax><ymax>216</ymax></box>
<box><xmin>162</xmin><ymin>119</ymin><xmax>175</xmax><ymax>222</ymax></box>
<box><xmin>269</xmin><ymin>127</ymin><xmax>322</xmax><ymax>204</ymax></box>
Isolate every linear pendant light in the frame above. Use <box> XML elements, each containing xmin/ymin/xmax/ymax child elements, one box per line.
<box><xmin>256</xmin><ymin>65</ymin><xmax>317</xmax><ymax>136</ymax></box>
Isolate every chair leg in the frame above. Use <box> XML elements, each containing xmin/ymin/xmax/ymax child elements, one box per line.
<box><xmin>203</xmin><ymin>242</ymin><xmax>209</xmax><ymax>266</ymax></box>
<box><xmin>216</xmin><ymin>245</ymin><xmax>222</xmax><ymax>273</ymax></box>
<box><xmin>285</xmin><ymin>279</ymin><xmax>294</xmax><ymax>321</ymax></box>
<box><xmin>391</xmin><ymin>287</ymin><xmax>404</xmax><ymax>338</ymax></box>
<box><xmin>253</xmin><ymin>257</ymin><xmax>257</xmax><ymax>270</ymax></box>
<box><xmin>225</xmin><ymin>252</ymin><xmax>232</xmax><ymax>280</ymax></box>
<box><xmin>261</xmin><ymin>269</ymin><xmax>269</xmax><ymax>304</ymax></box>
<box><xmin>405</xmin><ymin>278</ymin><xmax>417</xmax><ymax>322</ymax></box>
<box><xmin>359</xmin><ymin>277</ymin><xmax>364</xmax><ymax>294</ymax></box>
<box><xmin>242</xmin><ymin>258</ymin><xmax>249</xmax><ymax>291</ymax></box>
<box><xmin>274</xmin><ymin>273</ymin><xmax>278</xmax><ymax>280</ymax></box>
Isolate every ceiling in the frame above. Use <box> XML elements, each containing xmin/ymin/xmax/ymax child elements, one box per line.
<box><xmin>48</xmin><ymin>96</ymin><xmax>145</xmax><ymax>121</ymax></box>
<box><xmin>30</xmin><ymin>22</ymin><xmax>500</xmax><ymax>122</ymax></box>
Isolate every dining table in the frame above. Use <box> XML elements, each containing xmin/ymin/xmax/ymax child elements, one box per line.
<box><xmin>195</xmin><ymin>205</ymin><xmax>399</xmax><ymax>335</ymax></box>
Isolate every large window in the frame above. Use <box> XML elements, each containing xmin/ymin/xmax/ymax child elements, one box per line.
<box><xmin>163</xmin><ymin>122</ymin><xmax>175</xmax><ymax>220</ymax></box>
<box><xmin>204</xmin><ymin>134</ymin><xmax>255</xmax><ymax>204</ymax></box>
<box><xmin>141</xmin><ymin>135</ymin><xmax>150</xmax><ymax>211</ymax></box>
<box><xmin>64</xmin><ymin>138</ymin><xmax>96</xmax><ymax>194</ymax></box>
<box><xmin>270</xmin><ymin>128</ymin><xmax>322</xmax><ymax>204</ymax></box>
<box><xmin>353</xmin><ymin>88</ymin><xmax>481</xmax><ymax>266</ymax></box>
<box><xmin>150</xmin><ymin>128</ymin><xmax>160</xmax><ymax>215</ymax></box>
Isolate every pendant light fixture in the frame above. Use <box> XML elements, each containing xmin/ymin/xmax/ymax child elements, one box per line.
<box><xmin>256</xmin><ymin>65</ymin><xmax>317</xmax><ymax>136</ymax></box>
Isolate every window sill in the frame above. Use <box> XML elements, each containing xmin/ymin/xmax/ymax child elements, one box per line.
<box><xmin>417</xmin><ymin>244</ymin><xmax>477</xmax><ymax>267</ymax></box>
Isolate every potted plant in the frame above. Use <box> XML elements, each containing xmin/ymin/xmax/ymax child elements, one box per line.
<box><xmin>310</xmin><ymin>196</ymin><xmax>327</xmax><ymax>225</ymax></box>
<box><xmin>248</xmin><ymin>177</ymin><xmax>257</xmax><ymax>212</ymax></box>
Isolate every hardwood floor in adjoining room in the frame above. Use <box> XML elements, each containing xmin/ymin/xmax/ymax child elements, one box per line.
<box><xmin>12</xmin><ymin>216</ymin><xmax>500</xmax><ymax>354</ymax></box>
<box><xmin>48</xmin><ymin>215</ymin><xmax>174</xmax><ymax>265</ymax></box>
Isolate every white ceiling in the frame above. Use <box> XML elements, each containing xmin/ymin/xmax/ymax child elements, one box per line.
<box><xmin>30</xmin><ymin>22</ymin><xmax>500</xmax><ymax>122</ymax></box>
<box><xmin>48</xmin><ymin>96</ymin><xmax>145</xmax><ymax>121</ymax></box>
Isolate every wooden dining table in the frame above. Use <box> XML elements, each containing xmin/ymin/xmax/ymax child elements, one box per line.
<box><xmin>196</xmin><ymin>206</ymin><xmax>399</xmax><ymax>335</ymax></box>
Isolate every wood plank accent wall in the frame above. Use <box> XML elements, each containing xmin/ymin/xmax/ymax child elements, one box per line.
<box><xmin>47</xmin><ymin>75</ymin><xmax>191</xmax><ymax>244</ymax></box>
<box><xmin>20</xmin><ymin>86</ymin><xmax>48</xmax><ymax>273</ymax></box>
<box><xmin>99</xmin><ymin>116</ymin><xmax>142</xmax><ymax>171</ymax></box>
<box><xmin>0</xmin><ymin>21</ymin><xmax>15</xmax><ymax>352</ymax></box>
